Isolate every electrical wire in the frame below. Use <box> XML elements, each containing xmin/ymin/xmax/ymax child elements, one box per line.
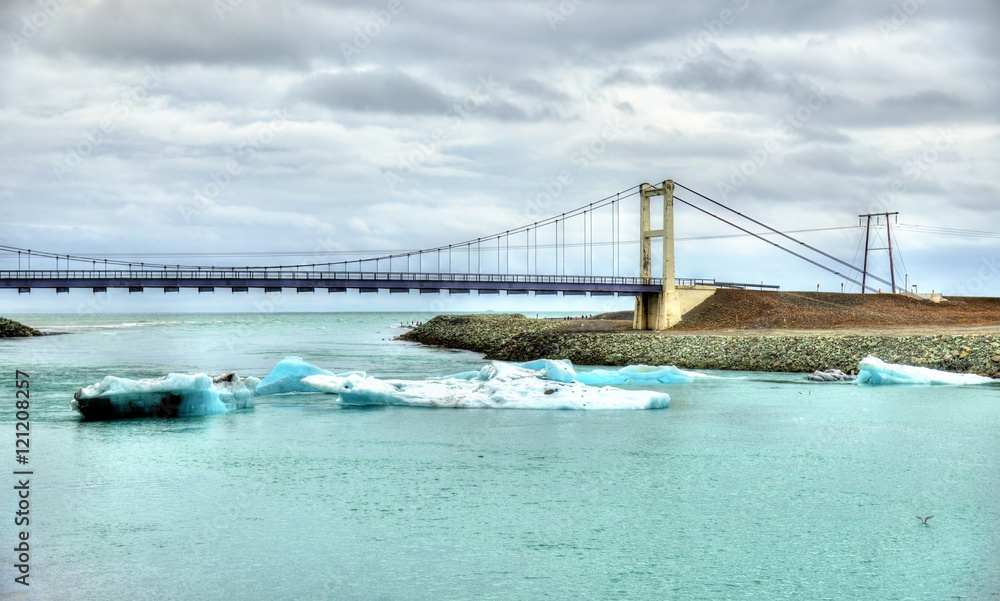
<box><xmin>674</xmin><ymin>195</ymin><xmax>877</xmax><ymax>292</ymax></box>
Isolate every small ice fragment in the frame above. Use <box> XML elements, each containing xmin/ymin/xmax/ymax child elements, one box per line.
<box><xmin>807</xmin><ymin>369</ymin><xmax>855</xmax><ymax>382</ymax></box>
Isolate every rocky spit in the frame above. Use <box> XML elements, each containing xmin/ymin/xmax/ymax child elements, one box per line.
<box><xmin>399</xmin><ymin>314</ymin><xmax>1000</xmax><ymax>378</ymax></box>
<box><xmin>398</xmin><ymin>314</ymin><xmax>565</xmax><ymax>354</ymax></box>
<box><xmin>0</xmin><ymin>317</ymin><xmax>42</xmax><ymax>338</ymax></box>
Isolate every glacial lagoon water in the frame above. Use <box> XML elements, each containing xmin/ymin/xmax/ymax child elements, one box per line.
<box><xmin>1</xmin><ymin>312</ymin><xmax>998</xmax><ymax>600</ymax></box>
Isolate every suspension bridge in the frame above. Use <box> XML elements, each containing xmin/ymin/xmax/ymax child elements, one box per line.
<box><xmin>1</xmin><ymin>180</ymin><xmax>917</xmax><ymax>329</ymax></box>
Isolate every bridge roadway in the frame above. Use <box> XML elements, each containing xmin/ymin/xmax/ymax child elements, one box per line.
<box><xmin>0</xmin><ymin>269</ymin><xmax>777</xmax><ymax>295</ymax></box>
<box><xmin>1</xmin><ymin>269</ymin><xmax>665</xmax><ymax>296</ymax></box>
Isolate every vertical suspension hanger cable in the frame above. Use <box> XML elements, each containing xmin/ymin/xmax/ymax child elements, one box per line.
<box><xmin>589</xmin><ymin>203</ymin><xmax>593</xmax><ymax>278</ymax></box>
<box><xmin>561</xmin><ymin>217</ymin><xmax>565</xmax><ymax>276</ymax></box>
<box><xmin>533</xmin><ymin>225</ymin><xmax>537</xmax><ymax>275</ymax></box>
<box><xmin>554</xmin><ymin>218</ymin><xmax>559</xmax><ymax>276</ymax></box>
<box><xmin>616</xmin><ymin>195</ymin><xmax>621</xmax><ymax>277</ymax></box>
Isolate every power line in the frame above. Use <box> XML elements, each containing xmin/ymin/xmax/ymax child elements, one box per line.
<box><xmin>0</xmin><ymin>226</ymin><xmax>861</xmax><ymax>264</ymax></box>
<box><xmin>674</xmin><ymin>182</ymin><xmax>896</xmax><ymax>291</ymax></box>
<box><xmin>674</xmin><ymin>194</ymin><xmax>877</xmax><ymax>292</ymax></box>
<box><xmin>896</xmin><ymin>223</ymin><xmax>1000</xmax><ymax>239</ymax></box>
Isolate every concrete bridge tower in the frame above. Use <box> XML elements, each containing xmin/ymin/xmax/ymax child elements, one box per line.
<box><xmin>633</xmin><ymin>180</ymin><xmax>683</xmax><ymax>330</ymax></box>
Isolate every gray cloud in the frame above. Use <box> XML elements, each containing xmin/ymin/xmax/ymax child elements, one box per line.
<box><xmin>292</xmin><ymin>68</ymin><xmax>451</xmax><ymax>114</ymax></box>
<box><xmin>662</xmin><ymin>46</ymin><xmax>808</xmax><ymax>98</ymax></box>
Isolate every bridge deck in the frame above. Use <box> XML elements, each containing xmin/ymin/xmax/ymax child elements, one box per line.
<box><xmin>1</xmin><ymin>270</ymin><xmax>663</xmax><ymax>294</ymax></box>
<box><xmin>1</xmin><ymin>270</ymin><xmax>777</xmax><ymax>294</ymax></box>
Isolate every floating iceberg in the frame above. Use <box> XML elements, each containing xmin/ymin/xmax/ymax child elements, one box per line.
<box><xmin>255</xmin><ymin>356</ymin><xmax>363</xmax><ymax>396</ymax></box>
<box><xmin>72</xmin><ymin>372</ymin><xmax>259</xmax><ymax>420</ymax></box>
<box><xmin>856</xmin><ymin>355</ymin><xmax>994</xmax><ymax>386</ymax></box>
<box><xmin>511</xmin><ymin>358</ymin><xmax>703</xmax><ymax>385</ymax></box>
<box><xmin>302</xmin><ymin>361</ymin><xmax>670</xmax><ymax>410</ymax></box>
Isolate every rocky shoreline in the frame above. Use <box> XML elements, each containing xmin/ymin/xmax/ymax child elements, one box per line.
<box><xmin>0</xmin><ymin>317</ymin><xmax>42</xmax><ymax>338</ymax></box>
<box><xmin>399</xmin><ymin>314</ymin><xmax>1000</xmax><ymax>378</ymax></box>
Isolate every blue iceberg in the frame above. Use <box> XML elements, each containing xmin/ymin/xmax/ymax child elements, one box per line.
<box><xmin>255</xmin><ymin>356</ymin><xmax>363</xmax><ymax>396</ymax></box>
<box><xmin>72</xmin><ymin>372</ymin><xmax>259</xmax><ymax>420</ymax></box>
<box><xmin>512</xmin><ymin>358</ymin><xmax>703</xmax><ymax>385</ymax></box>
<box><xmin>856</xmin><ymin>355</ymin><xmax>994</xmax><ymax>386</ymax></box>
<box><xmin>509</xmin><ymin>358</ymin><xmax>578</xmax><ymax>383</ymax></box>
<box><xmin>301</xmin><ymin>361</ymin><xmax>670</xmax><ymax>410</ymax></box>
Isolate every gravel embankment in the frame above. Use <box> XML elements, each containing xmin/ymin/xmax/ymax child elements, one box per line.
<box><xmin>400</xmin><ymin>314</ymin><xmax>1000</xmax><ymax>377</ymax></box>
<box><xmin>397</xmin><ymin>314</ymin><xmax>563</xmax><ymax>354</ymax></box>
<box><xmin>491</xmin><ymin>330</ymin><xmax>1000</xmax><ymax>377</ymax></box>
<box><xmin>0</xmin><ymin>317</ymin><xmax>42</xmax><ymax>338</ymax></box>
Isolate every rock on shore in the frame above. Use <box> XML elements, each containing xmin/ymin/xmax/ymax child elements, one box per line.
<box><xmin>0</xmin><ymin>317</ymin><xmax>42</xmax><ymax>338</ymax></box>
<box><xmin>400</xmin><ymin>315</ymin><xmax>1000</xmax><ymax>378</ymax></box>
<box><xmin>398</xmin><ymin>314</ymin><xmax>563</xmax><ymax>354</ymax></box>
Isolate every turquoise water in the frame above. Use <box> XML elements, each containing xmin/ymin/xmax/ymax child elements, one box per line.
<box><xmin>1</xmin><ymin>313</ymin><xmax>998</xmax><ymax>600</ymax></box>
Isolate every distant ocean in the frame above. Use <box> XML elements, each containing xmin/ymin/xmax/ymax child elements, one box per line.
<box><xmin>1</xmin><ymin>312</ymin><xmax>998</xmax><ymax>601</ymax></box>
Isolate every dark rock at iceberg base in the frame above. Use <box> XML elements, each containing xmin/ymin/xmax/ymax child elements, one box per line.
<box><xmin>0</xmin><ymin>317</ymin><xmax>42</xmax><ymax>338</ymax></box>
<box><xmin>73</xmin><ymin>392</ymin><xmax>185</xmax><ymax>421</ymax></box>
<box><xmin>72</xmin><ymin>373</ymin><xmax>259</xmax><ymax>421</ymax></box>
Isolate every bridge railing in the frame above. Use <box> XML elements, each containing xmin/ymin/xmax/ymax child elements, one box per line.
<box><xmin>0</xmin><ymin>269</ymin><xmax>666</xmax><ymax>286</ymax></box>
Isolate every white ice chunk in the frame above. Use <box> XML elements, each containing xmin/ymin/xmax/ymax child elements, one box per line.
<box><xmin>856</xmin><ymin>355</ymin><xmax>994</xmax><ymax>386</ymax></box>
<box><xmin>72</xmin><ymin>372</ymin><xmax>259</xmax><ymax>419</ymax></box>
<box><xmin>511</xmin><ymin>358</ymin><xmax>577</xmax><ymax>383</ymax></box>
<box><xmin>513</xmin><ymin>359</ymin><xmax>702</xmax><ymax>385</ymax></box>
<box><xmin>255</xmin><ymin>356</ymin><xmax>364</xmax><ymax>396</ymax></box>
<box><xmin>575</xmin><ymin>364</ymin><xmax>703</xmax><ymax>385</ymax></box>
<box><xmin>302</xmin><ymin>361</ymin><xmax>670</xmax><ymax>410</ymax></box>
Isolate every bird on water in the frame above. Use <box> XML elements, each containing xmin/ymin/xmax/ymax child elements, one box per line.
<box><xmin>916</xmin><ymin>515</ymin><xmax>933</xmax><ymax>525</ymax></box>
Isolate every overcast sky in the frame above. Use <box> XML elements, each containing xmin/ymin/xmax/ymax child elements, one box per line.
<box><xmin>1</xmin><ymin>0</ymin><xmax>997</xmax><ymax>313</ymax></box>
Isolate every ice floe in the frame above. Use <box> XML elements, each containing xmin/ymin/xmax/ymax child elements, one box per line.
<box><xmin>255</xmin><ymin>356</ymin><xmax>363</xmax><ymax>396</ymax></box>
<box><xmin>856</xmin><ymin>355</ymin><xmax>994</xmax><ymax>386</ymax></box>
<box><xmin>72</xmin><ymin>372</ymin><xmax>259</xmax><ymax>419</ymax></box>
<box><xmin>511</xmin><ymin>358</ymin><xmax>704</xmax><ymax>385</ymax></box>
<box><xmin>301</xmin><ymin>361</ymin><xmax>671</xmax><ymax>410</ymax></box>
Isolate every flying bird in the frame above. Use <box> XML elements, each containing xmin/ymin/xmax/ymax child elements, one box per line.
<box><xmin>916</xmin><ymin>515</ymin><xmax>933</xmax><ymax>525</ymax></box>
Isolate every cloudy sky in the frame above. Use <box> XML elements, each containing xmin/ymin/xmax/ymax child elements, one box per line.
<box><xmin>1</xmin><ymin>0</ymin><xmax>997</xmax><ymax>312</ymax></box>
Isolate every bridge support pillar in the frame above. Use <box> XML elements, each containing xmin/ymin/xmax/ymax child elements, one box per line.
<box><xmin>634</xmin><ymin>180</ymin><xmax>681</xmax><ymax>330</ymax></box>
